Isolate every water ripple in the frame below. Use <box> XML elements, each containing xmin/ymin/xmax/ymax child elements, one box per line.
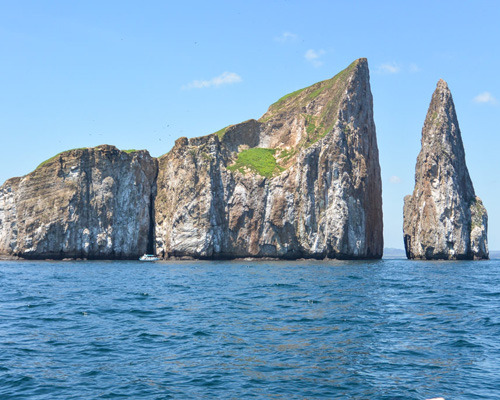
<box><xmin>0</xmin><ymin>259</ymin><xmax>499</xmax><ymax>399</ymax></box>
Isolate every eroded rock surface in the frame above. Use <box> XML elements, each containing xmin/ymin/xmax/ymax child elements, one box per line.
<box><xmin>0</xmin><ymin>145</ymin><xmax>157</xmax><ymax>259</ymax></box>
<box><xmin>155</xmin><ymin>58</ymin><xmax>383</xmax><ymax>259</ymax></box>
<box><xmin>0</xmin><ymin>59</ymin><xmax>384</xmax><ymax>260</ymax></box>
<box><xmin>403</xmin><ymin>80</ymin><xmax>488</xmax><ymax>260</ymax></box>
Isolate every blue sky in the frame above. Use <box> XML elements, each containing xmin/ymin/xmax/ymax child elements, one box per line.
<box><xmin>1</xmin><ymin>0</ymin><xmax>499</xmax><ymax>250</ymax></box>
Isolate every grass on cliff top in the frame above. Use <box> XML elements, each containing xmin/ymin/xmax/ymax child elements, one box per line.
<box><xmin>270</xmin><ymin>88</ymin><xmax>306</xmax><ymax>110</ymax></box>
<box><xmin>256</xmin><ymin>59</ymin><xmax>359</xmax><ymax>155</ymax></box>
<box><xmin>265</xmin><ymin>58</ymin><xmax>360</xmax><ymax>116</ymax></box>
<box><xmin>36</xmin><ymin>148</ymin><xmax>88</xmax><ymax>170</ymax></box>
<box><xmin>213</xmin><ymin>125</ymin><xmax>230</xmax><ymax>140</ymax></box>
<box><xmin>36</xmin><ymin>147</ymin><xmax>141</xmax><ymax>170</ymax></box>
<box><xmin>227</xmin><ymin>148</ymin><xmax>284</xmax><ymax>178</ymax></box>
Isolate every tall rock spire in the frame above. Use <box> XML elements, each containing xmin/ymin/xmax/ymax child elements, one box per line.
<box><xmin>403</xmin><ymin>79</ymin><xmax>488</xmax><ymax>260</ymax></box>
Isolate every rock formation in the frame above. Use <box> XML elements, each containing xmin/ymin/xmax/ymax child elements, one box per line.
<box><xmin>155</xmin><ymin>58</ymin><xmax>383</xmax><ymax>259</ymax></box>
<box><xmin>0</xmin><ymin>59</ymin><xmax>384</xmax><ymax>260</ymax></box>
<box><xmin>403</xmin><ymin>79</ymin><xmax>488</xmax><ymax>260</ymax></box>
<box><xmin>0</xmin><ymin>145</ymin><xmax>157</xmax><ymax>259</ymax></box>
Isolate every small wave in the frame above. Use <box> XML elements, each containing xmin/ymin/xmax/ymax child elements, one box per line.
<box><xmin>272</xmin><ymin>283</ymin><xmax>298</xmax><ymax>288</ymax></box>
<box><xmin>89</xmin><ymin>344</ymin><xmax>114</xmax><ymax>353</ymax></box>
<box><xmin>81</xmin><ymin>369</ymin><xmax>100</xmax><ymax>377</ymax></box>
<box><xmin>128</xmin><ymin>309</ymin><xmax>155</xmax><ymax>317</ymax></box>
<box><xmin>137</xmin><ymin>332</ymin><xmax>164</xmax><ymax>341</ymax></box>
<box><xmin>168</xmin><ymin>284</ymin><xmax>191</xmax><ymax>289</ymax></box>
<box><xmin>132</xmin><ymin>292</ymin><xmax>152</xmax><ymax>300</ymax></box>
<box><xmin>18</xmin><ymin>347</ymin><xmax>38</xmax><ymax>353</ymax></box>
<box><xmin>0</xmin><ymin>374</ymin><xmax>34</xmax><ymax>389</ymax></box>
<box><xmin>19</xmin><ymin>295</ymin><xmax>47</xmax><ymax>302</ymax></box>
<box><xmin>26</xmin><ymin>302</ymin><xmax>55</xmax><ymax>309</ymax></box>
<box><xmin>480</xmin><ymin>291</ymin><xmax>500</xmax><ymax>298</ymax></box>
<box><xmin>193</xmin><ymin>330</ymin><xmax>210</xmax><ymax>337</ymax></box>
<box><xmin>38</xmin><ymin>316</ymin><xmax>68</xmax><ymax>322</ymax></box>
<box><xmin>450</xmin><ymin>339</ymin><xmax>481</xmax><ymax>348</ymax></box>
<box><xmin>286</xmin><ymin>317</ymin><xmax>315</xmax><ymax>323</ymax></box>
<box><xmin>483</xmin><ymin>317</ymin><xmax>500</xmax><ymax>326</ymax></box>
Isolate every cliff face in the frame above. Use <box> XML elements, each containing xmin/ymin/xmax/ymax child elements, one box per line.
<box><xmin>0</xmin><ymin>145</ymin><xmax>157</xmax><ymax>259</ymax></box>
<box><xmin>403</xmin><ymin>80</ymin><xmax>488</xmax><ymax>260</ymax></box>
<box><xmin>0</xmin><ymin>59</ymin><xmax>383</xmax><ymax>261</ymax></box>
<box><xmin>155</xmin><ymin>58</ymin><xmax>383</xmax><ymax>259</ymax></box>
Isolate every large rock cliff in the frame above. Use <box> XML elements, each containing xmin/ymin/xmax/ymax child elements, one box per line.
<box><xmin>0</xmin><ymin>59</ymin><xmax>383</xmax><ymax>260</ymax></box>
<box><xmin>403</xmin><ymin>79</ymin><xmax>488</xmax><ymax>260</ymax></box>
<box><xmin>155</xmin><ymin>58</ymin><xmax>383</xmax><ymax>259</ymax></box>
<box><xmin>0</xmin><ymin>145</ymin><xmax>157</xmax><ymax>259</ymax></box>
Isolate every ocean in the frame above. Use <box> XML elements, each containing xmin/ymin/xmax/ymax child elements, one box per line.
<box><xmin>1</xmin><ymin>258</ymin><xmax>499</xmax><ymax>399</ymax></box>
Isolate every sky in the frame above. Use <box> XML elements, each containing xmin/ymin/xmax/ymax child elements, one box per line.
<box><xmin>1</xmin><ymin>0</ymin><xmax>499</xmax><ymax>250</ymax></box>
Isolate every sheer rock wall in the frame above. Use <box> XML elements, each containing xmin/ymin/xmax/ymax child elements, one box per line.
<box><xmin>155</xmin><ymin>58</ymin><xmax>383</xmax><ymax>259</ymax></box>
<box><xmin>0</xmin><ymin>145</ymin><xmax>157</xmax><ymax>259</ymax></box>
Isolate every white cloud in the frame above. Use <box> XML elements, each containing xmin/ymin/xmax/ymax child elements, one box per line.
<box><xmin>305</xmin><ymin>49</ymin><xmax>325</xmax><ymax>67</ymax></box>
<box><xmin>389</xmin><ymin>175</ymin><xmax>402</xmax><ymax>184</ymax></box>
<box><xmin>473</xmin><ymin>92</ymin><xmax>497</xmax><ymax>105</ymax></box>
<box><xmin>275</xmin><ymin>32</ymin><xmax>298</xmax><ymax>43</ymax></box>
<box><xmin>183</xmin><ymin>72</ymin><xmax>242</xmax><ymax>90</ymax></box>
<box><xmin>409</xmin><ymin>63</ymin><xmax>421</xmax><ymax>73</ymax></box>
<box><xmin>377</xmin><ymin>63</ymin><xmax>400</xmax><ymax>74</ymax></box>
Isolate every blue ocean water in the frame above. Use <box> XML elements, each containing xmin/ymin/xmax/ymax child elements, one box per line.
<box><xmin>1</xmin><ymin>258</ymin><xmax>500</xmax><ymax>399</ymax></box>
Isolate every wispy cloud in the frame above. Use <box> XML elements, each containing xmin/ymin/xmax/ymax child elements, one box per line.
<box><xmin>375</xmin><ymin>61</ymin><xmax>422</xmax><ymax>75</ymax></box>
<box><xmin>377</xmin><ymin>62</ymin><xmax>421</xmax><ymax>74</ymax></box>
<box><xmin>275</xmin><ymin>31</ymin><xmax>298</xmax><ymax>43</ymax></box>
<box><xmin>389</xmin><ymin>175</ymin><xmax>402</xmax><ymax>184</ymax></box>
<box><xmin>183</xmin><ymin>72</ymin><xmax>242</xmax><ymax>90</ymax></box>
<box><xmin>305</xmin><ymin>49</ymin><xmax>325</xmax><ymax>67</ymax></box>
<box><xmin>377</xmin><ymin>62</ymin><xmax>400</xmax><ymax>74</ymax></box>
<box><xmin>409</xmin><ymin>63</ymin><xmax>421</xmax><ymax>73</ymax></box>
<box><xmin>473</xmin><ymin>91</ymin><xmax>497</xmax><ymax>105</ymax></box>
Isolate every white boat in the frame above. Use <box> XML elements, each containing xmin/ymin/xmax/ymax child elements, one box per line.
<box><xmin>139</xmin><ymin>254</ymin><xmax>160</xmax><ymax>261</ymax></box>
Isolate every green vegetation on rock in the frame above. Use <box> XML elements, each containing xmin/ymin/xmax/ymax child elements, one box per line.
<box><xmin>213</xmin><ymin>126</ymin><xmax>230</xmax><ymax>140</ymax></box>
<box><xmin>278</xmin><ymin>148</ymin><xmax>297</xmax><ymax>164</ymax></box>
<box><xmin>264</xmin><ymin>58</ymin><xmax>359</xmax><ymax>118</ymax></box>
<box><xmin>227</xmin><ymin>148</ymin><xmax>283</xmax><ymax>178</ymax></box>
<box><xmin>470</xmin><ymin>198</ymin><xmax>486</xmax><ymax>230</ymax></box>
<box><xmin>302</xmin><ymin>114</ymin><xmax>333</xmax><ymax>146</ymax></box>
<box><xmin>269</xmin><ymin>88</ymin><xmax>305</xmax><ymax>109</ymax></box>
<box><xmin>307</xmin><ymin>86</ymin><xmax>324</xmax><ymax>101</ymax></box>
<box><xmin>36</xmin><ymin>148</ymin><xmax>87</xmax><ymax>170</ymax></box>
<box><xmin>36</xmin><ymin>147</ymin><xmax>141</xmax><ymax>170</ymax></box>
<box><xmin>258</xmin><ymin>58</ymin><xmax>360</xmax><ymax>154</ymax></box>
<box><xmin>201</xmin><ymin>152</ymin><xmax>212</xmax><ymax>161</ymax></box>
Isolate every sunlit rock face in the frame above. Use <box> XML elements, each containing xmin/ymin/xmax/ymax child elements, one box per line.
<box><xmin>403</xmin><ymin>80</ymin><xmax>488</xmax><ymax>260</ymax></box>
<box><xmin>0</xmin><ymin>145</ymin><xmax>157</xmax><ymax>259</ymax></box>
<box><xmin>155</xmin><ymin>58</ymin><xmax>383</xmax><ymax>259</ymax></box>
<box><xmin>0</xmin><ymin>59</ymin><xmax>384</xmax><ymax>261</ymax></box>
